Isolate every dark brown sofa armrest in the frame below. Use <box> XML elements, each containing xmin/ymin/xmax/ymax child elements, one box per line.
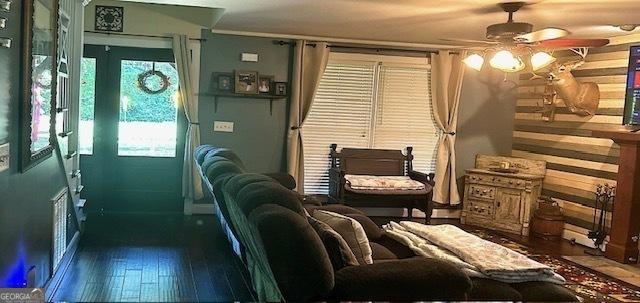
<box><xmin>332</xmin><ymin>257</ymin><xmax>471</xmax><ymax>301</ymax></box>
<box><xmin>262</xmin><ymin>172</ymin><xmax>296</xmax><ymax>190</ymax></box>
<box><xmin>409</xmin><ymin>170</ymin><xmax>435</xmax><ymax>186</ymax></box>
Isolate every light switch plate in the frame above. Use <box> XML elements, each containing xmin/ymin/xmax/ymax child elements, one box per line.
<box><xmin>241</xmin><ymin>53</ymin><xmax>258</xmax><ymax>62</ymax></box>
<box><xmin>214</xmin><ymin>121</ymin><xmax>234</xmax><ymax>133</ymax></box>
<box><xmin>0</xmin><ymin>143</ymin><xmax>9</xmax><ymax>173</ymax></box>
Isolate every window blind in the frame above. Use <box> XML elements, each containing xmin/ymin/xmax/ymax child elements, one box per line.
<box><xmin>372</xmin><ymin>64</ymin><xmax>439</xmax><ymax>173</ymax></box>
<box><xmin>302</xmin><ymin>55</ymin><xmax>439</xmax><ymax>194</ymax></box>
<box><xmin>302</xmin><ymin>62</ymin><xmax>376</xmax><ymax>194</ymax></box>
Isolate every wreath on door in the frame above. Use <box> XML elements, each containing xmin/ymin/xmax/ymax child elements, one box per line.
<box><xmin>137</xmin><ymin>65</ymin><xmax>170</xmax><ymax>95</ymax></box>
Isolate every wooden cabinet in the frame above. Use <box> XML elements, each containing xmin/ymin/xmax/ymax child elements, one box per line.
<box><xmin>461</xmin><ymin>155</ymin><xmax>545</xmax><ymax>236</ymax></box>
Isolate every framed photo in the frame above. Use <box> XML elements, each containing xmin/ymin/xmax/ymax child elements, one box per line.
<box><xmin>258</xmin><ymin>75</ymin><xmax>274</xmax><ymax>94</ymax></box>
<box><xmin>213</xmin><ymin>72</ymin><xmax>233</xmax><ymax>92</ymax></box>
<box><xmin>234</xmin><ymin>70</ymin><xmax>258</xmax><ymax>94</ymax></box>
<box><xmin>274</xmin><ymin>82</ymin><xmax>288</xmax><ymax>96</ymax></box>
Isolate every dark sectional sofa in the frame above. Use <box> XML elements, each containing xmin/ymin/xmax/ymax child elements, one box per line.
<box><xmin>194</xmin><ymin>145</ymin><xmax>578</xmax><ymax>302</ymax></box>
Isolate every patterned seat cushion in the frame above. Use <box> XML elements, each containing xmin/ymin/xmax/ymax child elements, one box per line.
<box><xmin>345</xmin><ymin>175</ymin><xmax>426</xmax><ymax>191</ymax></box>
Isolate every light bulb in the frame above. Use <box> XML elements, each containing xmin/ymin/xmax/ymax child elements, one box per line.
<box><xmin>530</xmin><ymin>51</ymin><xmax>556</xmax><ymax>71</ymax></box>
<box><xmin>463</xmin><ymin>53</ymin><xmax>484</xmax><ymax>71</ymax></box>
<box><xmin>490</xmin><ymin>50</ymin><xmax>525</xmax><ymax>72</ymax></box>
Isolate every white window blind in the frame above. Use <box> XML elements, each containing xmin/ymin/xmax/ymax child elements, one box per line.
<box><xmin>372</xmin><ymin>64</ymin><xmax>439</xmax><ymax>173</ymax></box>
<box><xmin>302</xmin><ymin>54</ymin><xmax>439</xmax><ymax>194</ymax></box>
<box><xmin>302</xmin><ymin>62</ymin><xmax>376</xmax><ymax>194</ymax></box>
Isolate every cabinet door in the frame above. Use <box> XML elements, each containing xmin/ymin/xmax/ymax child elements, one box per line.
<box><xmin>495</xmin><ymin>188</ymin><xmax>522</xmax><ymax>224</ymax></box>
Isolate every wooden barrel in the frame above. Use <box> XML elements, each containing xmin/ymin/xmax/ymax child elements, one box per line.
<box><xmin>531</xmin><ymin>197</ymin><xmax>565</xmax><ymax>240</ymax></box>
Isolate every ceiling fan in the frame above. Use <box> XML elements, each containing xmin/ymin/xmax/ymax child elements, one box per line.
<box><xmin>447</xmin><ymin>2</ymin><xmax>610</xmax><ymax>73</ymax></box>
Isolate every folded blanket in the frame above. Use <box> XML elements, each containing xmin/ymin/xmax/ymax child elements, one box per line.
<box><xmin>384</xmin><ymin>222</ymin><xmax>565</xmax><ymax>284</ymax></box>
<box><xmin>344</xmin><ymin>175</ymin><xmax>425</xmax><ymax>190</ymax></box>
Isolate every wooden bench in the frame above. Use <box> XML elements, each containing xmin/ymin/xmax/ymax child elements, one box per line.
<box><xmin>328</xmin><ymin>144</ymin><xmax>435</xmax><ymax>221</ymax></box>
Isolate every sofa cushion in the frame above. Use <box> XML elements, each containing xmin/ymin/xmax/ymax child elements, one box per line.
<box><xmin>204</xmin><ymin>148</ymin><xmax>245</xmax><ymax>169</ymax></box>
<box><xmin>308</xmin><ymin>216</ymin><xmax>359</xmax><ymax>269</ymax></box>
<box><xmin>332</xmin><ymin>257</ymin><xmax>471</xmax><ymax>301</ymax></box>
<box><xmin>306</xmin><ymin>204</ymin><xmax>366</xmax><ymax>216</ymax></box>
<box><xmin>469</xmin><ymin>278</ymin><xmax>523</xmax><ymax>301</ymax></box>
<box><xmin>249</xmin><ymin>204</ymin><xmax>334</xmax><ymax>301</ymax></box>
<box><xmin>313</xmin><ymin>210</ymin><xmax>373</xmax><ymax>265</ymax></box>
<box><xmin>512</xmin><ymin>281</ymin><xmax>578</xmax><ymax>302</ymax></box>
<box><xmin>205</xmin><ymin>158</ymin><xmax>243</xmax><ymax>183</ymax></box>
<box><xmin>195</xmin><ymin>145</ymin><xmax>217</xmax><ymax>165</ymax></box>
<box><xmin>225</xmin><ymin>174</ymin><xmax>278</xmax><ymax>200</ymax></box>
<box><xmin>201</xmin><ymin>155</ymin><xmax>239</xmax><ymax>175</ymax></box>
<box><xmin>372</xmin><ymin>234</ymin><xmax>416</xmax><ymax>259</ymax></box>
<box><xmin>370</xmin><ymin>242</ymin><xmax>397</xmax><ymax>261</ymax></box>
<box><xmin>262</xmin><ymin>172</ymin><xmax>297</xmax><ymax>190</ymax></box>
<box><xmin>236</xmin><ymin>182</ymin><xmax>305</xmax><ymax>216</ymax></box>
<box><xmin>345</xmin><ymin>213</ymin><xmax>384</xmax><ymax>240</ymax></box>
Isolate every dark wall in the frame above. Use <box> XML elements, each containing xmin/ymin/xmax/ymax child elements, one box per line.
<box><xmin>0</xmin><ymin>2</ymin><xmax>70</xmax><ymax>288</ymax></box>
<box><xmin>455</xmin><ymin>68</ymin><xmax>518</xmax><ymax>198</ymax></box>
<box><xmin>198</xmin><ymin>32</ymin><xmax>291</xmax><ymax>173</ymax></box>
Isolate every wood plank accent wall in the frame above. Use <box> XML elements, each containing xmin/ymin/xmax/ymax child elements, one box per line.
<box><xmin>512</xmin><ymin>34</ymin><xmax>640</xmax><ymax>238</ymax></box>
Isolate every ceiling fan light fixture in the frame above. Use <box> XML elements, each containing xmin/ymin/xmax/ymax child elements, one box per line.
<box><xmin>530</xmin><ymin>51</ymin><xmax>556</xmax><ymax>71</ymax></box>
<box><xmin>489</xmin><ymin>50</ymin><xmax>524</xmax><ymax>72</ymax></box>
<box><xmin>463</xmin><ymin>53</ymin><xmax>485</xmax><ymax>71</ymax></box>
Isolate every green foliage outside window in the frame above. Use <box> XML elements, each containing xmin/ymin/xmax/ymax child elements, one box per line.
<box><xmin>80</xmin><ymin>58</ymin><xmax>179</xmax><ymax>122</ymax></box>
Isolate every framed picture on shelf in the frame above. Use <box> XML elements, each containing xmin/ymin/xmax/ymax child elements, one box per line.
<box><xmin>274</xmin><ymin>82</ymin><xmax>287</xmax><ymax>96</ymax></box>
<box><xmin>213</xmin><ymin>72</ymin><xmax>233</xmax><ymax>92</ymax></box>
<box><xmin>234</xmin><ymin>70</ymin><xmax>258</xmax><ymax>94</ymax></box>
<box><xmin>258</xmin><ymin>75</ymin><xmax>274</xmax><ymax>94</ymax></box>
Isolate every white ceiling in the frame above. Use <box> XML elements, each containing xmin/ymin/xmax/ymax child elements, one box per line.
<box><xmin>121</xmin><ymin>0</ymin><xmax>640</xmax><ymax>46</ymax></box>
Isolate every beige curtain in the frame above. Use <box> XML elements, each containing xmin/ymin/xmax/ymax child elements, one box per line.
<box><xmin>173</xmin><ymin>34</ymin><xmax>203</xmax><ymax>210</ymax></box>
<box><xmin>431</xmin><ymin>50</ymin><xmax>467</xmax><ymax>205</ymax></box>
<box><xmin>286</xmin><ymin>40</ymin><xmax>330</xmax><ymax>193</ymax></box>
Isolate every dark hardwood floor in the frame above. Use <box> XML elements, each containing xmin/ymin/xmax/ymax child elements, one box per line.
<box><xmin>52</xmin><ymin>213</ymin><xmax>255</xmax><ymax>302</ymax></box>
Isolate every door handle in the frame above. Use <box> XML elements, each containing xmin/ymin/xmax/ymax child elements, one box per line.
<box><xmin>497</xmin><ymin>201</ymin><xmax>501</xmax><ymax>208</ymax></box>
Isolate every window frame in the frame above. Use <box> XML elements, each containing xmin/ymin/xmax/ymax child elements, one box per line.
<box><xmin>302</xmin><ymin>52</ymin><xmax>438</xmax><ymax>194</ymax></box>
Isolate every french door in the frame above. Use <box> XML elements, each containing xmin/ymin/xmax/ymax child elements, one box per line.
<box><xmin>80</xmin><ymin>45</ymin><xmax>186</xmax><ymax>213</ymax></box>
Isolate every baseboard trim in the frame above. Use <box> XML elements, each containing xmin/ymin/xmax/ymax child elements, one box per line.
<box><xmin>432</xmin><ymin>208</ymin><xmax>461</xmax><ymax>219</ymax></box>
<box><xmin>45</xmin><ymin>231</ymin><xmax>80</xmax><ymax>301</ymax></box>
<box><xmin>562</xmin><ymin>227</ymin><xmax>607</xmax><ymax>250</ymax></box>
<box><xmin>354</xmin><ymin>207</ymin><xmax>461</xmax><ymax>219</ymax></box>
<box><xmin>190</xmin><ymin>203</ymin><xmax>216</xmax><ymax>215</ymax></box>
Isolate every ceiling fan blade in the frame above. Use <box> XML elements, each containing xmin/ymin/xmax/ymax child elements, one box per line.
<box><xmin>536</xmin><ymin>38</ymin><xmax>610</xmax><ymax>49</ymax></box>
<box><xmin>515</xmin><ymin>27</ymin><xmax>569</xmax><ymax>42</ymax></box>
<box><xmin>439</xmin><ymin>38</ymin><xmax>500</xmax><ymax>46</ymax></box>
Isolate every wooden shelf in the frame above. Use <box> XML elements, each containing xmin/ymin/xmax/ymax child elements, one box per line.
<box><xmin>199</xmin><ymin>92</ymin><xmax>288</xmax><ymax>115</ymax></box>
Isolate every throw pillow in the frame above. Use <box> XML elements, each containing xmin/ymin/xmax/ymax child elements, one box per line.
<box><xmin>313</xmin><ymin>210</ymin><xmax>374</xmax><ymax>264</ymax></box>
<box><xmin>307</xmin><ymin>216</ymin><xmax>359</xmax><ymax>270</ymax></box>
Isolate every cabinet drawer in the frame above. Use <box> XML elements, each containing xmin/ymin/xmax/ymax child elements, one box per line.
<box><xmin>466</xmin><ymin>199</ymin><xmax>494</xmax><ymax>217</ymax></box>
<box><xmin>468</xmin><ymin>184</ymin><xmax>496</xmax><ymax>200</ymax></box>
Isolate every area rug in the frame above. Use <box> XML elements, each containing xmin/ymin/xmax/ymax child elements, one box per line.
<box><xmin>470</xmin><ymin>229</ymin><xmax>640</xmax><ymax>303</ymax></box>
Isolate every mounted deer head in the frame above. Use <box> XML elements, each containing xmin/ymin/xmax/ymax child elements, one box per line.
<box><xmin>547</xmin><ymin>59</ymin><xmax>600</xmax><ymax>116</ymax></box>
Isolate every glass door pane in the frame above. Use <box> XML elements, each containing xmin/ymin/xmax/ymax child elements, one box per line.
<box><xmin>117</xmin><ymin>60</ymin><xmax>179</xmax><ymax>157</ymax></box>
<box><xmin>79</xmin><ymin>57</ymin><xmax>96</xmax><ymax>155</ymax></box>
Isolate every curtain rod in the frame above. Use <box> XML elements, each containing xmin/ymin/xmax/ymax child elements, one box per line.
<box><xmin>274</xmin><ymin>40</ymin><xmax>457</xmax><ymax>55</ymax></box>
<box><xmin>84</xmin><ymin>31</ymin><xmax>206</xmax><ymax>42</ymax></box>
